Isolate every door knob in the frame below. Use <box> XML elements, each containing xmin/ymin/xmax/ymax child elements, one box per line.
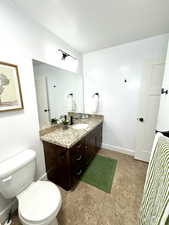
<box><xmin>137</xmin><ymin>117</ymin><xmax>144</xmax><ymax>122</ymax></box>
<box><xmin>44</xmin><ymin>109</ymin><xmax>49</xmax><ymax>112</ymax></box>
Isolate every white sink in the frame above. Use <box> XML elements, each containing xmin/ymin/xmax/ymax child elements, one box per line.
<box><xmin>72</xmin><ymin>123</ymin><xmax>88</xmax><ymax>130</ymax></box>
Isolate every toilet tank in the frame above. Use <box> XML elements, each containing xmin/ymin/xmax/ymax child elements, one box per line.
<box><xmin>0</xmin><ymin>149</ymin><xmax>36</xmax><ymax>199</ymax></box>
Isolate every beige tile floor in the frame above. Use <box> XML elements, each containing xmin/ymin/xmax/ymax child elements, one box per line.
<box><xmin>11</xmin><ymin>149</ymin><xmax>148</xmax><ymax>225</ymax></box>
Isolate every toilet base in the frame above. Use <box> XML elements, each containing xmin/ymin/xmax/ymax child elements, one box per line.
<box><xmin>19</xmin><ymin>216</ymin><xmax>58</xmax><ymax>225</ymax></box>
<box><xmin>50</xmin><ymin>217</ymin><xmax>58</xmax><ymax>225</ymax></box>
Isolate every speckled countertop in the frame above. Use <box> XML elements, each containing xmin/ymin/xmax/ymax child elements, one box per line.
<box><xmin>40</xmin><ymin>115</ymin><xmax>103</xmax><ymax>149</ymax></box>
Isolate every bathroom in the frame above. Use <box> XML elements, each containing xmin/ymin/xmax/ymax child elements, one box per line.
<box><xmin>0</xmin><ymin>0</ymin><xmax>169</xmax><ymax>225</ymax></box>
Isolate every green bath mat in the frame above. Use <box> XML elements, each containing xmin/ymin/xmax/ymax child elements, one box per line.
<box><xmin>80</xmin><ymin>154</ymin><xmax>117</xmax><ymax>193</ymax></box>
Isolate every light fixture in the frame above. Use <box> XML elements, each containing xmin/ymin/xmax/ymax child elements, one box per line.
<box><xmin>56</xmin><ymin>49</ymin><xmax>78</xmax><ymax>72</ymax></box>
<box><xmin>57</xmin><ymin>49</ymin><xmax>77</xmax><ymax>61</ymax></box>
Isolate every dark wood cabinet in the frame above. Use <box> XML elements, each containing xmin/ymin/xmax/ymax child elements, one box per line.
<box><xmin>43</xmin><ymin>123</ymin><xmax>103</xmax><ymax>190</ymax></box>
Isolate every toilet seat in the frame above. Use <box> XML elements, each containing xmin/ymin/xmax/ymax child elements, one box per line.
<box><xmin>17</xmin><ymin>181</ymin><xmax>62</xmax><ymax>224</ymax></box>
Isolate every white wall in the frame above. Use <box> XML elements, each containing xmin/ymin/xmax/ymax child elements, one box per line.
<box><xmin>157</xmin><ymin>41</ymin><xmax>169</xmax><ymax>131</ymax></box>
<box><xmin>83</xmin><ymin>34</ymin><xmax>169</xmax><ymax>155</ymax></box>
<box><xmin>33</xmin><ymin>62</ymin><xmax>83</xmax><ymax>127</ymax></box>
<box><xmin>0</xmin><ymin>0</ymin><xmax>82</xmax><ymax>221</ymax></box>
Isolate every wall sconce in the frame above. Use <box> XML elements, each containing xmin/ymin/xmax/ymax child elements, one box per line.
<box><xmin>56</xmin><ymin>49</ymin><xmax>79</xmax><ymax>72</ymax></box>
<box><xmin>57</xmin><ymin>49</ymin><xmax>77</xmax><ymax>61</ymax></box>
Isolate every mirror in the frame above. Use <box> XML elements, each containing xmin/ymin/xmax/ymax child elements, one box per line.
<box><xmin>33</xmin><ymin>60</ymin><xmax>84</xmax><ymax>129</ymax></box>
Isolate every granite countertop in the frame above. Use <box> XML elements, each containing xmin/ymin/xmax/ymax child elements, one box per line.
<box><xmin>40</xmin><ymin>115</ymin><xmax>103</xmax><ymax>149</ymax></box>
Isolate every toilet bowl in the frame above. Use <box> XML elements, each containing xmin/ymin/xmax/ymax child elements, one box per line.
<box><xmin>0</xmin><ymin>150</ymin><xmax>62</xmax><ymax>225</ymax></box>
<box><xmin>17</xmin><ymin>181</ymin><xmax>62</xmax><ymax>225</ymax></box>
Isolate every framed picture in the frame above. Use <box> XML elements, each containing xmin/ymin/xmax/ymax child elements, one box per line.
<box><xmin>0</xmin><ymin>61</ymin><xmax>24</xmax><ymax>112</ymax></box>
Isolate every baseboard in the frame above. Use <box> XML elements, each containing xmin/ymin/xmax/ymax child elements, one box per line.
<box><xmin>38</xmin><ymin>172</ymin><xmax>48</xmax><ymax>181</ymax></box>
<box><xmin>102</xmin><ymin>143</ymin><xmax>135</xmax><ymax>156</ymax></box>
<box><xmin>0</xmin><ymin>200</ymin><xmax>17</xmax><ymax>224</ymax></box>
<box><xmin>135</xmin><ymin>151</ymin><xmax>150</xmax><ymax>162</ymax></box>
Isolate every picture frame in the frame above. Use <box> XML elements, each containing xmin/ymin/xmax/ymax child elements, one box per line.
<box><xmin>0</xmin><ymin>61</ymin><xmax>24</xmax><ymax>112</ymax></box>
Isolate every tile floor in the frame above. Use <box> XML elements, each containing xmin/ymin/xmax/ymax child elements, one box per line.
<box><xmin>11</xmin><ymin>149</ymin><xmax>148</xmax><ymax>225</ymax></box>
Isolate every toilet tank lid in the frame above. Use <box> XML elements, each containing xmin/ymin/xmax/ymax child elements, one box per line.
<box><xmin>0</xmin><ymin>150</ymin><xmax>36</xmax><ymax>179</ymax></box>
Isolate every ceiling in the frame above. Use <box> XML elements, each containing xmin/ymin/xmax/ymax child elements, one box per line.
<box><xmin>13</xmin><ymin>0</ymin><xmax>169</xmax><ymax>53</ymax></box>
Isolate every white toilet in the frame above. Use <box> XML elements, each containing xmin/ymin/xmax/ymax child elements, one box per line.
<box><xmin>0</xmin><ymin>149</ymin><xmax>62</xmax><ymax>225</ymax></box>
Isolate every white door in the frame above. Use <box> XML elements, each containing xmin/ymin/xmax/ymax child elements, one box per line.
<box><xmin>135</xmin><ymin>61</ymin><xmax>165</xmax><ymax>162</ymax></box>
<box><xmin>47</xmin><ymin>78</ymin><xmax>62</xmax><ymax>119</ymax></box>
<box><xmin>35</xmin><ymin>76</ymin><xmax>50</xmax><ymax>128</ymax></box>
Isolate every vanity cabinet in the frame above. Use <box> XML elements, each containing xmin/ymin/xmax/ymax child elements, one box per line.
<box><xmin>43</xmin><ymin>123</ymin><xmax>103</xmax><ymax>190</ymax></box>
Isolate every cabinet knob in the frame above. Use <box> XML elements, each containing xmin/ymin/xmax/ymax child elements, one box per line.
<box><xmin>60</xmin><ymin>152</ymin><xmax>65</xmax><ymax>159</ymax></box>
<box><xmin>76</xmin><ymin>144</ymin><xmax>82</xmax><ymax>149</ymax></box>
<box><xmin>76</xmin><ymin>155</ymin><xmax>82</xmax><ymax>161</ymax></box>
<box><xmin>76</xmin><ymin>169</ymin><xmax>82</xmax><ymax>176</ymax></box>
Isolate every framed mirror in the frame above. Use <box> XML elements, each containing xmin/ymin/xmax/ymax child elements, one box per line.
<box><xmin>33</xmin><ymin>60</ymin><xmax>84</xmax><ymax>129</ymax></box>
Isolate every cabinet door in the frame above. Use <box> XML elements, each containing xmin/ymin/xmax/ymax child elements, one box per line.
<box><xmin>70</xmin><ymin>139</ymin><xmax>87</xmax><ymax>186</ymax></box>
<box><xmin>86</xmin><ymin>130</ymin><xmax>97</xmax><ymax>162</ymax></box>
<box><xmin>43</xmin><ymin>141</ymin><xmax>71</xmax><ymax>190</ymax></box>
<box><xmin>86</xmin><ymin>123</ymin><xmax>103</xmax><ymax>159</ymax></box>
<box><xmin>83</xmin><ymin>135</ymin><xmax>92</xmax><ymax>165</ymax></box>
<box><xmin>96</xmin><ymin>123</ymin><xmax>103</xmax><ymax>150</ymax></box>
<box><xmin>70</xmin><ymin>140</ymin><xmax>87</xmax><ymax>170</ymax></box>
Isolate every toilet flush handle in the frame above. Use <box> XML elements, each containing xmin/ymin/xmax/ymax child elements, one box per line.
<box><xmin>2</xmin><ymin>176</ymin><xmax>12</xmax><ymax>183</ymax></box>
